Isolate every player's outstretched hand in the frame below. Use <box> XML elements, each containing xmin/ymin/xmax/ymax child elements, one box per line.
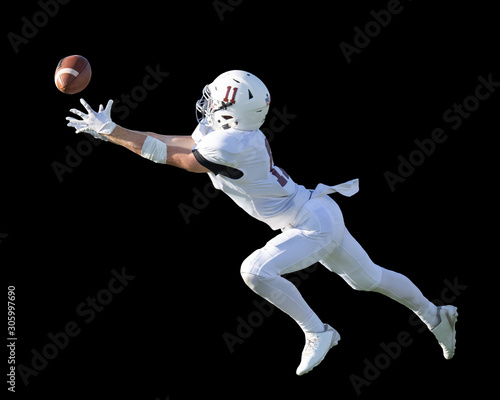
<box><xmin>66</xmin><ymin>98</ymin><xmax>117</xmax><ymax>141</ymax></box>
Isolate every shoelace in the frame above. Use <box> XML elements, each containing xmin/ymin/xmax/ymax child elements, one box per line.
<box><xmin>303</xmin><ymin>334</ymin><xmax>320</xmax><ymax>354</ymax></box>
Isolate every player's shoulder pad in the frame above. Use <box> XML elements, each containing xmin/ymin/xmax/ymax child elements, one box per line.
<box><xmin>191</xmin><ymin>123</ymin><xmax>213</xmax><ymax>144</ymax></box>
<box><xmin>196</xmin><ymin>129</ymin><xmax>244</xmax><ymax>155</ymax></box>
<box><xmin>194</xmin><ymin>130</ymin><xmax>245</xmax><ymax>167</ymax></box>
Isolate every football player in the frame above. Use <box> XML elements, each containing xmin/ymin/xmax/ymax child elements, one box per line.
<box><xmin>66</xmin><ymin>70</ymin><xmax>458</xmax><ymax>375</ymax></box>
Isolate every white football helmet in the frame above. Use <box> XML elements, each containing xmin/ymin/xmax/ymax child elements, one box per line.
<box><xmin>196</xmin><ymin>70</ymin><xmax>271</xmax><ymax>131</ymax></box>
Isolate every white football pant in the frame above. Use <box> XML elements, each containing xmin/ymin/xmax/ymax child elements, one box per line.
<box><xmin>240</xmin><ymin>195</ymin><xmax>438</xmax><ymax>333</ymax></box>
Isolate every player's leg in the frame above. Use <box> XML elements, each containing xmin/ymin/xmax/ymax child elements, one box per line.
<box><xmin>320</xmin><ymin>225</ymin><xmax>457</xmax><ymax>358</ymax></box>
<box><xmin>240</xmin><ymin>197</ymin><xmax>345</xmax><ymax>375</ymax></box>
<box><xmin>240</xmin><ymin>227</ymin><xmax>341</xmax><ymax>375</ymax></box>
<box><xmin>240</xmin><ymin>196</ymin><xmax>348</xmax><ymax>333</ymax></box>
<box><xmin>240</xmin><ymin>227</ymin><xmax>328</xmax><ymax>334</ymax></box>
<box><xmin>320</xmin><ymin>228</ymin><xmax>440</xmax><ymax>329</ymax></box>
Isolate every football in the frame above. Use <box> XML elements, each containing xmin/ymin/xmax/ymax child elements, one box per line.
<box><xmin>54</xmin><ymin>55</ymin><xmax>91</xmax><ymax>94</ymax></box>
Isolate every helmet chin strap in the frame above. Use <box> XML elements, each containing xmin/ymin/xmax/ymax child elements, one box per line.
<box><xmin>213</xmin><ymin>102</ymin><xmax>233</xmax><ymax>112</ymax></box>
<box><xmin>211</xmin><ymin>102</ymin><xmax>237</xmax><ymax>130</ymax></box>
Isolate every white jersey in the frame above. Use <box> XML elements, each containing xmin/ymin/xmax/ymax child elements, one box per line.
<box><xmin>191</xmin><ymin>123</ymin><xmax>311</xmax><ymax>230</ymax></box>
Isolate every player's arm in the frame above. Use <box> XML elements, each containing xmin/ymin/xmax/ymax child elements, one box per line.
<box><xmin>107</xmin><ymin>125</ymin><xmax>209</xmax><ymax>173</ymax></box>
<box><xmin>66</xmin><ymin>98</ymin><xmax>209</xmax><ymax>173</ymax></box>
<box><xmin>124</xmin><ymin>129</ymin><xmax>196</xmax><ymax>150</ymax></box>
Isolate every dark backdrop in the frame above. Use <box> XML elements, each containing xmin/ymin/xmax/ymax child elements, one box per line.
<box><xmin>3</xmin><ymin>1</ymin><xmax>497</xmax><ymax>399</ymax></box>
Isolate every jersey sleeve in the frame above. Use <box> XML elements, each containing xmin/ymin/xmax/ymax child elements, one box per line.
<box><xmin>192</xmin><ymin>131</ymin><xmax>244</xmax><ymax>179</ymax></box>
<box><xmin>191</xmin><ymin>123</ymin><xmax>213</xmax><ymax>144</ymax></box>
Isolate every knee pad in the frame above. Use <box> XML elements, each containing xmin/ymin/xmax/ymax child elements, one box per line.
<box><xmin>240</xmin><ymin>272</ymin><xmax>262</xmax><ymax>291</ymax></box>
<box><xmin>240</xmin><ymin>249</ymin><xmax>274</xmax><ymax>278</ymax></box>
<box><xmin>240</xmin><ymin>251</ymin><xmax>258</xmax><ymax>277</ymax></box>
<box><xmin>240</xmin><ymin>248</ymin><xmax>280</xmax><ymax>294</ymax></box>
<box><xmin>241</xmin><ymin>250</ymin><xmax>265</xmax><ymax>291</ymax></box>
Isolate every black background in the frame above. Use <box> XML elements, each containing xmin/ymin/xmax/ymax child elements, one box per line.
<box><xmin>3</xmin><ymin>0</ymin><xmax>497</xmax><ymax>399</ymax></box>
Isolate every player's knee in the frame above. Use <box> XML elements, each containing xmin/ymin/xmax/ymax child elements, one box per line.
<box><xmin>240</xmin><ymin>251</ymin><xmax>274</xmax><ymax>292</ymax></box>
<box><xmin>241</xmin><ymin>254</ymin><xmax>259</xmax><ymax>290</ymax></box>
<box><xmin>241</xmin><ymin>249</ymin><xmax>271</xmax><ymax>277</ymax></box>
<box><xmin>241</xmin><ymin>253</ymin><xmax>256</xmax><ymax>277</ymax></box>
<box><xmin>240</xmin><ymin>272</ymin><xmax>262</xmax><ymax>291</ymax></box>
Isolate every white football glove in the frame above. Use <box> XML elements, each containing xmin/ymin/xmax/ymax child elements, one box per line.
<box><xmin>66</xmin><ymin>98</ymin><xmax>117</xmax><ymax>141</ymax></box>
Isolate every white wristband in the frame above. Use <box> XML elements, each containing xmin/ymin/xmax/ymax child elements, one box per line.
<box><xmin>141</xmin><ymin>136</ymin><xmax>167</xmax><ymax>164</ymax></box>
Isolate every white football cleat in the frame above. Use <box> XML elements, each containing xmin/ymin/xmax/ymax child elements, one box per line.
<box><xmin>296</xmin><ymin>324</ymin><xmax>340</xmax><ymax>376</ymax></box>
<box><xmin>431</xmin><ymin>305</ymin><xmax>458</xmax><ymax>359</ymax></box>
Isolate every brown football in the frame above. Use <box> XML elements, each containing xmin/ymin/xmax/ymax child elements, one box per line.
<box><xmin>54</xmin><ymin>55</ymin><xmax>92</xmax><ymax>94</ymax></box>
